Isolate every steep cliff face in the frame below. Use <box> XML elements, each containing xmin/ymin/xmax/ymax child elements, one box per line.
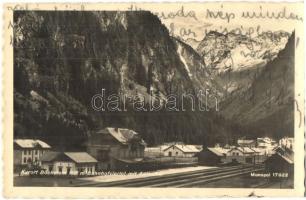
<box><xmin>220</xmin><ymin>32</ymin><xmax>295</xmax><ymax>139</ymax></box>
<box><xmin>197</xmin><ymin>31</ymin><xmax>289</xmax><ymax>74</ymax></box>
<box><xmin>14</xmin><ymin>11</ymin><xmax>196</xmax><ymax>102</ymax></box>
<box><xmin>14</xmin><ymin>11</ymin><xmax>236</xmax><ymax>149</ymax></box>
<box><xmin>196</xmin><ymin>31</ymin><xmax>289</xmax><ymax>98</ymax></box>
<box><xmin>172</xmin><ymin>37</ymin><xmax>223</xmax><ymax>104</ymax></box>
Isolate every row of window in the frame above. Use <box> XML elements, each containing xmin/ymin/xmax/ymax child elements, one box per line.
<box><xmin>22</xmin><ymin>157</ymin><xmax>38</xmax><ymax>164</ymax></box>
<box><xmin>23</xmin><ymin>150</ymin><xmax>40</xmax><ymax>155</ymax></box>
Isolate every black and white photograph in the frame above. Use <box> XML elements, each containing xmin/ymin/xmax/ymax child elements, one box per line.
<box><xmin>7</xmin><ymin>3</ymin><xmax>303</xmax><ymax>192</ymax></box>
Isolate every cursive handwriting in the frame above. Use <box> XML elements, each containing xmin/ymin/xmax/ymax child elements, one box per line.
<box><xmin>128</xmin><ymin>5</ymin><xmax>198</xmax><ymax>21</ymax></box>
<box><xmin>242</xmin><ymin>6</ymin><xmax>303</xmax><ymax>22</ymax></box>
<box><xmin>154</xmin><ymin>6</ymin><xmax>198</xmax><ymax>21</ymax></box>
<box><xmin>206</xmin><ymin>7</ymin><xmax>235</xmax><ymax>23</ymax></box>
<box><xmin>169</xmin><ymin>23</ymin><xmax>197</xmax><ymax>38</ymax></box>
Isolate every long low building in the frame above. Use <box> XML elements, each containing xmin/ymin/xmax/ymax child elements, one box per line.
<box><xmin>198</xmin><ymin>146</ymin><xmax>269</xmax><ymax>165</ymax></box>
<box><xmin>163</xmin><ymin>144</ymin><xmax>202</xmax><ymax>157</ymax></box>
<box><xmin>145</xmin><ymin>143</ymin><xmax>202</xmax><ymax>158</ymax></box>
<box><xmin>265</xmin><ymin>147</ymin><xmax>294</xmax><ymax>178</ymax></box>
<box><xmin>41</xmin><ymin>151</ymin><xmax>97</xmax><ymax>175</ymax></box>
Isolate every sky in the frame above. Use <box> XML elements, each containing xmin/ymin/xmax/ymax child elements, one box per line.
<box><xmin>126</xmin><ymin>3</ymin><xmax>303</xmax><ymax>41</ymax></box>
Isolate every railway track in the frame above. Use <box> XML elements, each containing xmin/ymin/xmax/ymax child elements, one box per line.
<box><xmin>74</xmin><ymin>164</ymin><xmax>264</xmax><ymax>187</ymax></box>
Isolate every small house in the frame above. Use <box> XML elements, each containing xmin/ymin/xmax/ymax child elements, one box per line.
<box><xmin>14</xmin><ymin>139</ymin><xmax>51</xmax><ymax>169</ymax></box>
<box><xmin>198</xmin><ymin>147</ymin><xmax>229</xmax><ymax>166</ymax></box>
<box><xmin>87</xmin><ymin>127</ymin><xmax>146</xmax><ymax>171</ymax></box>
<box><xmin>265</xmin><ymin>151</ymin><xmax>294</xmax><ymax>178</ymax></box>
<box><xmin>226</xmin><ymin>147</ymin><xmax>258</xmax><ymax>164</ymax></box>
<box><xmin>162</xmin><ymin>144</ymin><xmax>201</xmax><ymax>158</ymax></box>
<box><xmin>41</xmin><ymin>152</ymin><xmax>97</xmax><ymax>175</ymax></box>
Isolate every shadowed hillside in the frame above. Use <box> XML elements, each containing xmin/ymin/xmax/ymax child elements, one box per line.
<box><xmin>220</xmin><ymin>32</ymin><xmax>295</xmax><ymax>139</ymax></box>
<box><xmin>14</xmin><ymin>11</ymin><xmax>241</xmax><ymax>149</ymax></box>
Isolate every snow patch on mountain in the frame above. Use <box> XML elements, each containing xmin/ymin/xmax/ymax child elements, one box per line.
<box><xmin>197</xmin><ymin>31</ymin><xmax>289</xmax><ymax>75</ymax></box>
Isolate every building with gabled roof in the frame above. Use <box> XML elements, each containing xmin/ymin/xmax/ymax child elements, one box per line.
<box><xmin>87</xmin><ymin>127</ymin><xmax>146</xmax><ymax>171</ymax></box>
<box><xmin>208</xmin><ymin>147</ymin><xmax>230</xmax><ymax>156</ymax></box>
<box><xmin>14</xmin><ymin>139</ymin><xmax>51</xmax><ymax>149</ymax></box>
<box><xmin>96</xmin><ymin>127</ymin><xmax>146</xmax><ymax>146</ymax></box>
<box><xmin>198</xmin><ymin>146</ymin><xmax>268</xmax><ymax>166</ymax></box>
<box><xmin>162</xmin><ymin>144</ymin><xmax>202</xmax><ymax>157</ymax></box>
<box><xmin>228</xmin><ymin>147</ymin><xmax>258</xmax><ymax>155</ymax></box>
<box><xmin>226</xmin><ymin>147</ymin><xmax>259</xmax><ymax>164</ymax></box>
<box><xmin>14</xmin><ymin>139</ymin><xmax>51</xmax><ymax>170</ymax></box>
<box><xmin>64</xmin><ymin>152</ymin><xmax>98</xmax><ymax>163</ymax></box>
<box><xmin>265</xmin><ymin>149</ymin><xmax>294</xmax><ymax>178</ymax></box>
<box><xmin>41</xmin><ymin>151</ymin><xmax>97</xmax><ymax>175</ymax></box>
<box><xmin>198</xmin><ymin>147</ymin><xmax>229</xmax><ymax>166</ymax></box>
